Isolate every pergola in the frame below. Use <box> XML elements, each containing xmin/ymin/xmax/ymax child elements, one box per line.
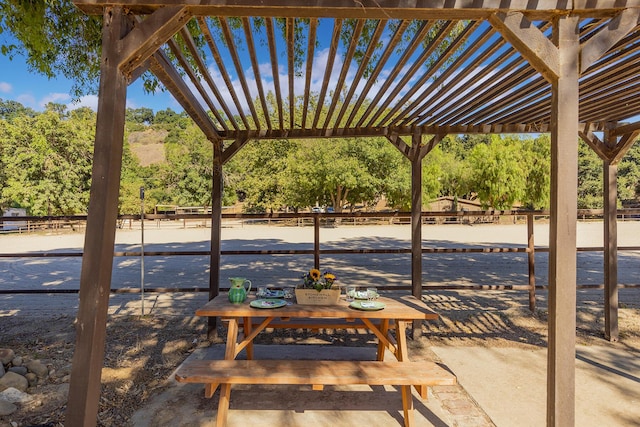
<box><xmin>69</xmin><ymin>2</ymin><xmax>640</xmax><ymax>426</ymax></box>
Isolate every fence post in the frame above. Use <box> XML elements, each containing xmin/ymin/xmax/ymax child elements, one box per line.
<box><xmin>527</xmin><ymin>213</ymin><xmax>536</xmax><ymax>312</ymax></box>
<box><xmin>314</xmin><ymin>215</ymin><xmax>320</xmax><ymax>269</ymax></box>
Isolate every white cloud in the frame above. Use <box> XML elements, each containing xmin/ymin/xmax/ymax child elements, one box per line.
<box><xmin>67</xmin><ymin>94</ymin><xmax>99</xmax><ymax>111</ymax></box>
<box><xmin>0</xmin><ymin>82</ymin><xmax>12</xmax><ymax>93</ymax></box>
<box><xmin>16</xmin><ymin>94</ymin><xmax>36</xmax><ymax>108</ymax></box>
<box><xmin>40</xmin><ymin>92</ymin><xmax>71</xmax><ymax>109</ymax></box>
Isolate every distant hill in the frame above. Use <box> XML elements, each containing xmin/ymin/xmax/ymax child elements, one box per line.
<box><xmin>128</xmin><ymin>128</ymin><xmax>168</xmax><ymax>166</ymax></box>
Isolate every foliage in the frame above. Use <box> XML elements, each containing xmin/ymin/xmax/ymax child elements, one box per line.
<box><xmin>0</xmin><ymin>110</ymin><xmax>94</xmax><ymax>215</ymax></box>
<box><xmin>0</xmin><ymin>0</ymin><xmax>102</xmax><ymax>99</ymax></box>
<box><xmin>1</xmin><ymin>99</ymin><xmax>639</xmax><ymax>216</ymax></box>
<box><xmin>467</xmin><ymin>135</ymin><xmax>527</xmax><ymax>210</ymax></box>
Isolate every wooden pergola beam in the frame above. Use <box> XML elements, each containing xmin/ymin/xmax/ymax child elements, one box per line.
<box><xmin>488</xmin><ymin>11</ymin><xmax>560</xmax><ymax>82</ymax></box>
<box><xmin>74</xmin><ymin>0</ymin><xmax>636</xmax><ymax>20</ymax></box>
<box><xmin>119</xmin><ymin>6</ymin><xmax>191</xmax><ymax>77</ymax></box>
<box><xmin>148</xmin><ymin>50</ymin><xmax>221</xmax><ymax>142</ymax></box>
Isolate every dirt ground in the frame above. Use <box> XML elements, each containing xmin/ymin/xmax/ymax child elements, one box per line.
<box><xmin>2</xmin><ymin>289</ymin><xmax>639</xmax><ymax>427</ymax></box>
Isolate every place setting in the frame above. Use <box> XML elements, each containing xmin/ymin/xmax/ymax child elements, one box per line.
<box><xmin>249</xmin><ymin>285</ymin><xmax>295</xmax><ymax>309</ymax></box>
<box><xmin>346</xmin><ymin>285</ymin><xmax>385</xmax><ymax>311</ymax></box>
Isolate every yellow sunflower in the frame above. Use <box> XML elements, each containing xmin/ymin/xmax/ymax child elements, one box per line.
<box><xmin>309</xmin><ymin>269</ymin><xmax>321</xmax><ymax>281</ymax></box>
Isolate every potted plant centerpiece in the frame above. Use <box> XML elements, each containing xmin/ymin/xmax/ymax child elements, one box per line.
<box><xmin>295</xmin><ymin>268</ymin><xmax>341</xmax><ymax>305</ymax></box>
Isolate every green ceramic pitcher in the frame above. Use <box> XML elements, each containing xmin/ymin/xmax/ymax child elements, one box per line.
<box><xmin>228</xmin><ymin>277</ymin><xmax>251</xmax><ymax>303</ymax></box>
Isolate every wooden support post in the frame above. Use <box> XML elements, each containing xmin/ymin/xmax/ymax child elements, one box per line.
<box><xmin>209</xmin><ymin>140</ymin><xmax>224</xmax><ymax>339</ymax></box>
<box><xmin>603</xmin><ymin>158</ymin><xmax>619</xmax><ymax>341</ymax></box>
<box><xmin>65</xmin><ymin>7</ymin><xmax>128</xmax><ymax>426</ymax></box>
<box><xmin>410</xmin><ymin>133</ymin><xmax>423</xmax><ymax>338</ymax></box>
<box><xmin>527</xmin><ymin>213</ymin><xmax>536</xmax><ymax>312</ymax></box>
<box><xmin>547</xmin><ymin>15</ymin><xmax>579</xmax><ymax>427</ymax></box>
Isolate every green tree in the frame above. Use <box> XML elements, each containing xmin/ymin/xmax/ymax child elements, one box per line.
<box><xmin>520</xmin><ymin>134</ymin><xmax>551</xmax><ymax>209</ymax></box>
<box><xmin>0</xmin><ymin>111</ymin><xmax>94</xmax><ymax>215</ymax></box>
<box><xmin>578</xmin><ymin>139</ymin><xmax>603</xmax><ymax>209</ymax></box>
<box><xmin>0</xmin><ymin>99</ymin><xmax>37</xmax><ymax>121</ymax></box>
<box><xmin>126</xmin><ymin>107</ymin><xmax>154</xmax><ymax>125</ymax></box>
<box><xmin>230</xmin><ymin>139</ymin><xmax>294</xmax><ymax>213</ymax></box>
<box><xmin>468</xmin><ymin>136</ymin><xmax>527</xmax><ymax>210</ymax></box>
<box><xmin>617</xmin><ymin>140</ymin><xmax>640</xmax><ymax>203</ymax></box>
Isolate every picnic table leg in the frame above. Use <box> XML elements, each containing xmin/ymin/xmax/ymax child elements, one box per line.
<box><xmin>243</xmin><ymin>316</ymin><xmax>253</xmax><ymax>360</ymax></box>
<box><xmin>395</xmin><ymin>320</ymin><xmax>414</xmax><ymax>426</ymax></box>
<box><xmin>214</xmin><ymin>319</ymin><xmax>240</xmax><ymax>427</ymax></box>
<box><xmin>376</xmin><ymin>319</ymin><xmax>389</xmax><ymax>361</ymax></box>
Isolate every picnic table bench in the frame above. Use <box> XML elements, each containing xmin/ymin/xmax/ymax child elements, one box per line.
<box><xmin>177</xmin><ymin>294</ymin><xmax>456</xmax><ymax>427</ymax></box>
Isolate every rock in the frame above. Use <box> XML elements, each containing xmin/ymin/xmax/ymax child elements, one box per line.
<box><xmin>0</xmin><ymin>349</ymin><xmax>14</xmax><ymax>365</ymax></box>
<box><xmin>11</xmin><ymin>356</ymin><xmax>22</xmax><ymax>367</ymax></box>
<box><xmin>0</xmin><ymin>399</ymin><xmax>17</xmax><ymax>416</ymax></box>
<box><xmin>0</xmin><ymin>387</ymin><xmax>33</xmax><ymax>404</ymax></box>
<box><xmin>25</xmin><ymin>372</ymin><xmax>38</xmax><ymax>387</ymax></box>
<box><xmin>8</xmin><ymin>366</ymin><xmax>27</xmax><ymax>376</ymax></box>
<box><xmin>26</xmin><ymin>360</ymin><xmax>49</xmax><ymax>378</ymax></box>
<box><xmin>0</xmin><ymin>372</ymin><xmax>28</xmax><ymax>392</ymax></box>
<box><xmin>0</xmin><ymin>363</ymin><xmax>4</xmax><ymax>377</ymax></box>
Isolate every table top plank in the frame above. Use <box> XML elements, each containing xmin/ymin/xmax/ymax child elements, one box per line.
<box><xmin>196</xmin><ymin>294</ymin><xmax>438</xmax><ymax>321</ymax></box>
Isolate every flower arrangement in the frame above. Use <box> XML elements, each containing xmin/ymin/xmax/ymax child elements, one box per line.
<box><xmin>301</xmin><ymin>268</ymin><xmax>337</xmax><ymax>291</ymax></box>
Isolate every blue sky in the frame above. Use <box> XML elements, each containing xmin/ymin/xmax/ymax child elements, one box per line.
<box><xmin>0</xmin><ymin>48</ymin><xmax>183</xmax><ymax>113</ymax></box>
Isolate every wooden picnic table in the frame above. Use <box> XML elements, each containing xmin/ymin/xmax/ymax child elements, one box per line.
<box><xmin>177</xmin><ymin>293</ymin><xmax>455</xmax><ymax>427</ymax></box>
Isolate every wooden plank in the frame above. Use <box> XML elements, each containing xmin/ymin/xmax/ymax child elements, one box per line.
<box><xmin>322</xmin><ymin>19</ymin><xmax>365</xmax><ymax>130</ymax></box>
<box><xmin>219</xmin><ymin>17</ymin><xmax>261</xmax><ymax>129</ymax></box>
<box><xmin>386</xmin><ymin>133</ymin><xmax>412</xmax><ymax>160</ymax></box>
<box><xmin>343</xmin><ymin>20</ymin><xmax>410</xmax><ymax>128</ymax></box>
<box><xmin>266</xmin><ymin>18</ymin><xmax>285</xmax><ymax>129</ymax></box>
<box><xmin>579</xmin><ymin>123</ymin><xmax>611</xmax><ymax>161</ymax></box>
<box><xmin>397</xmin><ymin>24</ymin><xmax>495</xmax><ymax>127</ymax></box>
<box><xmin>73</xmin><ymin>1</ymin><xmax>633</xmax><ymax>19</ymax></box>
<box><xmin>368</xmin><ymin>21</ymin><xmax>478</xmax><ymax>128</ymax></box>
<box><xmin>148</xmin><ymin>50</ymin><xmax>221</xmax><ymax>142</ymax></box>
<box><xmin>547</xmin><ymin>15</ymin><xmax>579</xmax><ymax>427</ymax></box>
<box><xmin>180</xmin><ymin>26</ymin><xmax>238</xmax><ymax>130</ymax></box>
<box><xmin>287</xmin><ymin>18</ymin><xmax>295</xmax><ymax>130</ymax></box>
<box><xmin>301</xmin><ymin>18</ymin><xmax>318</xmax><ymax>129</ymax></box>
<box><xmin>65</xmin><ymin>6</ymin><xmax>129</xmax><ymax>426</ymax></box>
<box><xmin>355</xmin><ymin>20</ymin><xmax>436</xmax><ymax>128</ymax></box>
<box><xmin>311</xmin><ymin>18</ymin><xmax>342</xmax><ymax>128</ymax></box>
<box><xmin>243</xmin><ymin>17</ymin><xmax>272</xmax><ymax>130</ymax></box>
<box><xmin>166</xmin><ymin>37</ymin><xmax>228</xmax><ymax>130</ymax></box>
<box><xmin>581</xmin><ymin>8</ymin><xmax>640</xmax><ymax>73</ymax></box>
<box><xmin>334</xmin><ymin>19</ymin><xmax>387</xmax><ymax>130</ymax></box>
<box><xmin>119</xmin><ymin>6</ymin><xmax>190</xmax><ymax>76</ymax></box>
<box><xmin>197</xmin><ymin>295</ymin><xmax>438</xmax><ymax>321</ymax></box>
<box><xmin>198</xmin><ymin>17</ymin><xmax>250</xmax><ymax>129</ymax></box>
<box><xmin>489</xmin><ymin>11</ymin><xmax>559</xmax><ymax>82</ymax></box>
<box><xmin>175</xmin><ymin>360</ymin><xmax>456</xmax><ymax>386</ymax></box>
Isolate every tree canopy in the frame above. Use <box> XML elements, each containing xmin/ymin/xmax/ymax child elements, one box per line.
<box><xmin>1</xmin><ymin>100</ymin><xmax>639</xmax><ymax>216</ymax></box>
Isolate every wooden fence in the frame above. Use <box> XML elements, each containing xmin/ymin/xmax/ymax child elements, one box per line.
<box><xmin>1</xmin><ymin>210</ymin><xmax>639</xmax><ymax>312</ymax></box>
